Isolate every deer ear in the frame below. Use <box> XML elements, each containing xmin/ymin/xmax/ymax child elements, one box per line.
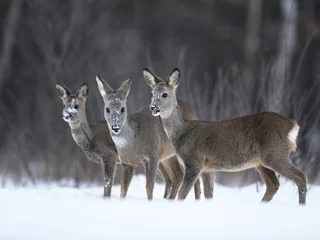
<box><xmin>77</xmin><ymin>83</ymin><xmax>89</xmax><ymax>100</ymax></box>
<box><xmin>56</xmin><ymin>82</ymin><xmax>71</xmax><ymax>100</ymax></box>
<box><xmin>143</xmin><ymin>68</ymin><xmax>159</xmax><ymax>88</ymax></box>
<box><xmin>96</xmin><ymin>75</ymin><xmax>114</xmax><ymax>98</ymax></box>
<box><xmin>167</xmin><ymin>68</ymin><xmax>180</xmax><ymax>90</ymax></box>
<box><xmin>117</xmin><ymin>77</ymin><xmax>132</xmax><ymax>99</ymax></box>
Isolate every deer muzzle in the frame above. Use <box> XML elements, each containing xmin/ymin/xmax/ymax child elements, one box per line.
<box><xmin>150</xmin><ymin>104</ymin><xmax>160</xmax><ymax>116</ymax></box>
<box><xmin>111</xmin><ymin>125</ymin><xmax>121</xmax><ymax>134</ymax></box>
<box><xmin>62</xmin><ymin>109</ymin><xmax>73</xmax><ymax>122</ymax></box>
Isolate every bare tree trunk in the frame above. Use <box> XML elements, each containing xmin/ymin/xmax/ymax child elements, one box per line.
<box><xmin>44</xmin><ymin>0</ymin><xmax>83</xmax><ymax>82</ymax></box>
<box><xmin>278</xmin><ymin>0</ymin><xmax>298</xmax><ymax>79</ymax></box>
<box><xmin>244</xmin><ymin>0</ymin><xmax>262</xmax><ymax>109</ymax></box>
<box><xmin>0</xmin><ymin>0</ymin><xmax>23</xmax><ymax>92</ymax></box>
<box><xmin>269</xmin><ymin>0</ymin><xmax>298</xmax><ymax>113</ymax></box>
<box><xmin>10</xmin><ymin>131</ymin><xmax>37</xmax><ymax>185</ymax></box>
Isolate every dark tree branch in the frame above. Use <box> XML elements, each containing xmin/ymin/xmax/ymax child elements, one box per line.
<box><xmin>0</xmin><ymin>0</ymin><xmax>23</xmax><ymax>92</ymax></box>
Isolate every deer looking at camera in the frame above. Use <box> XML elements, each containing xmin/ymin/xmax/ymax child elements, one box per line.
<box><xmin>144</xmin><ymin>68</ymin><xmax>307</xmax><ymax>204</ymax></box>
<box><xmin>56</xmin><ymin>83</ymin><xmax>119</xmax><ymax>197</ymax></box>
<box><xmin>56</xmin><ymin>83</ymin><xmax>184</xmax><ymax>199</ymax></box>
<box><xmin>96</xmin><ymin>76</ymin><xmax>214</xmax><ymax>200</ymax></box>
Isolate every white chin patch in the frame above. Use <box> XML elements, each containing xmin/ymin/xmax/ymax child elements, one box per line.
<box><xmin>113</xmin><ymin>136</ymin><xmax>127</xmax><ymax>147</ymax></box>
<box><xmin>112</xmin><ymin>130</ymin><xmax>121</xmax><ymax>135</ymax></box>
<box><xmin>152</xmin><ymin>112</ymin><xmax>160</xmax><ymax>116</ymax></box>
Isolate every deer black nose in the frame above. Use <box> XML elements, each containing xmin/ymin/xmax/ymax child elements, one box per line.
<box><xmin>62</xmin><ymin>110</ymin><xmax>73</xmax><ymax>121</ymax></box>
<box><xmin>111</xmin><ymin>125</ymin><xmax>121</xmax><ymax>133</ymax></box>
<box><xmin>150</xmin><ymin>105</ymin><xmax>156</xmax><ymax>111</ymax></box>
<box><xmin>150</xmin><ymin>104</ymin><xmax>160</xmax><ymax>116</ymax></box>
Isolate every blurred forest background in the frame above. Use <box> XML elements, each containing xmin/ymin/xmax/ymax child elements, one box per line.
<box><xmin>0</xmin><ymin>0</ymin><xmax>320</xmax><ymax>188</ymax></box>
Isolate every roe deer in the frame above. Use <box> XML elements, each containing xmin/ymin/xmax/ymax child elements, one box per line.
<box><xmin>56</xmin><ymin>82</ymin><xmax>119</xmax><ymax>197</ymax></box>
<box><xmin>143</xmin><ymin>68</ymin><xmax>307</xmax><ymax>204</ymax></box>
<box><xmin>96</xmin><ymin>76</ymin><xmax>212</xmax><ymax>200</ymax></box>
<box><xmin>56</xmin><ymin>82</ymin><xmax>191</xmax><ymax>199</ymax></box>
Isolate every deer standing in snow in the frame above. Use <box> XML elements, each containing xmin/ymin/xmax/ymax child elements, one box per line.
<box><xmin>96</xmin><ymin>76</ymin><xmax>214</xmax><ymax>200</ymax></box>
<box><xmin>56</xmin><ymin>82</ymin><xmax>187</xmax><ymax>199</ymax></box>
<box><xmin>143</xmin><ymin>68</ymin><xmax>307</xmax><ymax>204</ymax></box>
<box><xmin>56</xmin><ymin>83</ymin><xmax>119</xmax><ymax>197</ymax></box>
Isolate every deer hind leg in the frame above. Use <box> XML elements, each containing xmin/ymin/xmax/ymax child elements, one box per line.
<box><xmin>201</xmin><ymin>172</ymin><xmax>215</xmax><ymax>199</ymax></box>
<box><xmin>261</xmin><ymin>153</ymin><xmax>307</xmax><ymax>205</ymax></box>
<box><xmin>163</xmin><ymin>156</ymin><xmax>184</xmax><ymax>200</ymax></box>
<box><xmin>120</xmin><ymin>164</ymin><xmax>135</xmax><ymax>198</ymax></box>
<box><xmin>158</xmin><ymin>162</ymin><xmax>173</xmax><ymax>199</ymax></box>
<box><xmin>145</xmin><ymin>160</ymin><xmax>158</xmax><ymax>200</ymax></box>
<box><xmin>194</xmin><ymin>178</ymin><xmax>201</xmax><ymax>200</ymax></box>
<box><xmin>256</xmin><ymin>165</ymin><xmax>280</xmax><ymax>202</ymax></box>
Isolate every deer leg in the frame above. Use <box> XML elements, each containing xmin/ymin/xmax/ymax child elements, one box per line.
<box><xmin>178</xmin><ymin>163</ymin><xmax>201</xmax><ymax>200</ymax></box>
<box><xmin>145</xmin><ymin>160</ymin><xmax>158</xmax><ymax>200</ymax></box>
<box><xmin>120</xmin><ymin>164</ymin><xmax>135</xmax><ymax>198</ymax></box>
<box><xmin>158</xmin><ymin>162</ymin><xmax>173</xmax><ymax>199</ymax></box>
<box><xmin>201</xmin><ymin>172</ymin><xmax>215</xmax><ymax>199</ymax></box>
<box><xmin>194</xmin><ymin>178</ymin><xmax>201</xmax><ymax>200</ymax></box>
<box><xmin>163</xmin><ymin>157</ymin><xmax>183</xmax><ymax>200</ymax></box>
<box><xmin>256</xmin><ymin>165</ymin><xmax>280</xmax><ymax>202</ymax></box>
<box><xmin>101</xmin><ymin>155</ymin><xmax>117</xmax><ymax>197</ymax></box>
<box><xmin>262</xmin><ymin>154</ymin><xmax>307</xmax><ymax>204</ymax></box>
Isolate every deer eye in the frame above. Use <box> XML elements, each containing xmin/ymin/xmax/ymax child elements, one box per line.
<box><xmin>121</xmin><ymin>107</ymin><xmax>125</xmax><ymax>113</ymax></box>
<box><xmin>106</xmin><ymin>108</ymin><xmax>110</xmax><ymax>113</ymax></box>
<box><xmin>74</xmin><ymin>105</ymin><xmax>79</xmax><ymax>109</ymax></box>
<box><xmin>162</xmin><ymin>93</ymin><xmax>168</xmax><ymax>98</ymax></box>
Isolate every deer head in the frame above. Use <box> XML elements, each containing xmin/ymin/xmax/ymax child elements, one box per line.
<box><xmin>96</xmin><ymin>76</ymin><xmax>132</xmax><ymax>134</ymax></box>
<box><xmin>56</xmin><ymin>82</ymin><xmax>89</xmax><ymax>123</ymax></box>
<box><xmin>143</xmin><ymin>68</ymin><xmax>180</xmax><ymax>118</ymax></box>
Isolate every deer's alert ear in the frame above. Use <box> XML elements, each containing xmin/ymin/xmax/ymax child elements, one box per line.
<box><xmin>56</xmin><ymin>82</ymin><xmax>71</xmax><ymax>100</ymax></box>
<box><xmin>143</xmin><ymin>68</ymin><xmax>163</xmax><ymax>88</ymax></box>
<box><xmin>96</xmin><ymin>75</ymin><xmax>114</xmax><ymax>98</ymax></box>
<box><xmin>77</xmin><ymin>83</ymin><xmax>89</xmax><ymax>100</ymax></box>
<box><xmin>167</xmin><ymin>68</ymin><xmax>180</xmax><ymax>91</ymax></box>
<box><xmin>117</xmin><ymin>77</ymin><xmax>132</xmax><ymax>99</ymax></box>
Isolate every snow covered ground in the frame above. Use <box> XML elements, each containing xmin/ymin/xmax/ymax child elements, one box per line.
<box><xmin>1</xmin><ymin>176</ymin><xmax>319</xmax><ymax>240</ymax></box>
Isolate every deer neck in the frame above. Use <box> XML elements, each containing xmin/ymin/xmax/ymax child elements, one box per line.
<box><xmin>161</xmin><ymin>99</ymin><xmax>186</xmax><ymax>142</ymax></box>
<box><xmin>69</xmin><ymin>117</ymin><xmax>92</xmax><ymax>150</ymax></box>
<box><xmin>109</xmin><ymin>119</ymin><xmax>133</xmax><ymax>149</ymax></box>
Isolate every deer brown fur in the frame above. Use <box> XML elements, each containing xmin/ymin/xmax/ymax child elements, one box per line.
<box><xmin>144</xmin><ymin>68</ymin><xmax>307</xmax><ymax>204</ymax></box>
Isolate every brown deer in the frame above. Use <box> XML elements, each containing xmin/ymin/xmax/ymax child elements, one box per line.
<box><xmin>96</xmin><ymin>76</ymin><xmax>214</xmax><ymax>200</ymax></box>
<box><xmin>143</xmin><ymin>68</ymin><xmax>307</xmax><ymax>204</ymax></box>
<box><xmin>56</xmin><ymin>82</ymin><xmax>201</xmax><ymax>199</ymax></box>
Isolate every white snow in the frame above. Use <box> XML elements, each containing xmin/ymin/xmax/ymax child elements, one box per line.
<box><xmin>0</xmin><ymin>176</ymin><xmax>319</xmax><ymax>240</ymax></box>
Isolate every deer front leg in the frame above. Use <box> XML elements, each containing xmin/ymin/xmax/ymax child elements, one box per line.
<box><xmin>120</xmin><ymin>164</ymin><xmax>135</xmax><ymax>198</ymax></box>
<box><xmin>178</xmin><ymin>164</ymin><xmax>200</xmax><ymax>200</ymax></box>
<box><xmin>145</xmin><ymin>160</ymin><xmax>158</xmax><ymax>200</ymax></box>
<box><xmin>100</xmin><ymin>154</ymin><xmax>117</xmax><ymax>197</ymax></box>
